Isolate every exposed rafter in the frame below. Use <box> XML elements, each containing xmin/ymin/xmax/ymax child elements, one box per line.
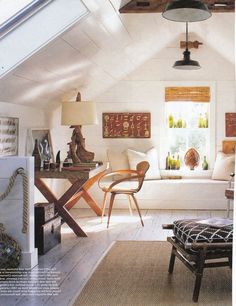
<box><xmin>119</xmin><ymin>0</ymin><xmax>235</xmax><ymax>13</ymax></box>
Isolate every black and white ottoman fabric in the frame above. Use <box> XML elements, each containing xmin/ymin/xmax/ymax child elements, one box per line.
<box><xmin>173</xmin><ymin>218</ymin><xmax>233</xmax><ymax>251</ymax></box>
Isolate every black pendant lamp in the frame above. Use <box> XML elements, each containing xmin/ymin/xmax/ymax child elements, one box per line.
<box><xmin>162</xmin><ymin>0</ymin><xmax>211</xmax><ymax>22</ymax></box>
<box><xmin>173</xmin><ymin>22</ymin><xmax>200</xmax><ymax>70</ymax></box>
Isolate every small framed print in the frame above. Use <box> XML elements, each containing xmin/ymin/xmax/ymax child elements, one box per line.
<box><xmin>103</xmin><ymin>112</ymin><xmax>151</xmax><ymax>138</ymax></box>
<box><xmin>222</xmin><ymin>140</ymin><xmax>236</xmax><ymax>154</ymax></box>
<box><xmin>225</xmin><ymin>113</ymin><xmax>236</xmax><ymax>137</ymax></box>
<box><xmin>26</xmin><ymin>128</ymin><xmax>54</xmax><ymax>162</ymax></box>
<box><xmin>0</xmin><ymin>116</ymin><xmax>19</xmax><ymax>156</ymax></box>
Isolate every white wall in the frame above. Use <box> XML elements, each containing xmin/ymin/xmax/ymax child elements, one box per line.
<box><xmin>0</xmin><ymin>101</ymin><xmax>51</xmax><ymax>222</ymax></box>
<box><xmin>48</xmin><ymin>80</ymin><xmax>236</xmax><ymax>170</ymax></box>
<box><xmin>0</xmin><ymin>101</ymin><xmax>47</xmax><ymax>155</ymax></box>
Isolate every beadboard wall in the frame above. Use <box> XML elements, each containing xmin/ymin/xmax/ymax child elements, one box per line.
<box><xmin>49</xmin><ymin>80</ymin><xmax>236</xmax><ymax>171</ymax></box>
<box><xmin>0</xmin><ymin>101</ymin><xmax>47</xmax><ymax>155</ymax></box>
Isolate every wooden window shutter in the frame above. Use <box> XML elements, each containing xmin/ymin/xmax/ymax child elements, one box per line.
<box><xmin>165</xmin><ymin>87</ymin><xmax>210</xmax><ymax>102</ymax></box>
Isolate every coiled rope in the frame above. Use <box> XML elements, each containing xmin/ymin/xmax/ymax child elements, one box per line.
<box><xmin>0</xmin><ymin>167</ymin><xmax>29</xmax><ymax>234</ymax></box>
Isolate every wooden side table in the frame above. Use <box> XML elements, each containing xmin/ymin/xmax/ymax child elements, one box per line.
<box><xmin>225</xmin><ymin>188</ymin><xmax>234</xmax><ymax>218</ymax></box>
<box><xmin>35</xmin><ymin>165</ymin><xmax>107</xmax><ymax>237</ymax></box>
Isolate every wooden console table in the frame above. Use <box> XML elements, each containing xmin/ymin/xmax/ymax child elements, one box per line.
<box><xmin>35</xmin><ymin>165</ymin><xmax>107</xmax><ymax>237</ymax></box>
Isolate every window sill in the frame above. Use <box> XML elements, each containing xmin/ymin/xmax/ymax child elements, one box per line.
<box><xmin>160</xmin><ymin>169</ymin><xmax>213</xmax><ymax>179</ymax></box>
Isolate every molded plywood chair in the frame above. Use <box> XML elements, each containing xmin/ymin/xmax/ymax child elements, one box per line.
<box><xmin>98</xmin><ymin>161</ymin><xmax>149</xmax><ymax>228</ymax></box>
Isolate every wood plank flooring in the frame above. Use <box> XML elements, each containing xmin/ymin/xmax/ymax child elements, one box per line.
<box><xmin>0</xmin><ymin>208</ymin><xmax>229</xmax><ymax>306</ymax></box>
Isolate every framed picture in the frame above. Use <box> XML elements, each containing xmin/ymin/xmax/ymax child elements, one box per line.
<box><xmin>222</xmin><ymin>140</ymin><xmax>236</xmax><ymax>154</ymax></box>
<box><xmin>225</xmin><ymin>113</ymin><xmax>236</xmax><ymax>137</ymax></box>
<box><xmin>27</xmin><ymin>128</ymin><xmax>54</xmax><ymax>162</ymax></box>
<box><xmin>102</xmin><ymin>112</ymin><xmax>151</xmax><ymax>138</ymax></box>
<box><xmin>0</xmin><ymin>116</ymin><xmax>19</xmax><ymax>156</ymax></box>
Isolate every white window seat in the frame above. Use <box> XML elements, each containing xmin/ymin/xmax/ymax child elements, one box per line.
<box><xmin>80</xmin><ymin>170</ymin><xmax>229</xmax><ymax>210</ymax></box>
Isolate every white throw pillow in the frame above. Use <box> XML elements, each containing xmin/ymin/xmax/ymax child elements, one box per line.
<box><xmin>107</xmin><ymin>150</ymin><xmax>130</xmax><ymax>171</ymax></box>
<box><xmin>212</xmin><ymin>152</ymin><xmax>235</xmax><ymax>181</ymax></box>
<box><xmin>127</xmin><ymin>147</ymin><xmax>161</xmax><ymax>180</ymax></box>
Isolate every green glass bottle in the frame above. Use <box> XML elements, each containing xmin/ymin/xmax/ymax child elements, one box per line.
<box><xmin>166</xmin><ymin>152</ymin><xmax>171</xmax><ymax>170</ymax></box>
<box><xmin>176</xmin><ymin>154</ymin><xmax>180</xmax><ymax>170</ymax></box>
<box><xmin>202</xmin><ymin>156</ymin><xmax>208</xmax><ymax>170</ymax></box>
<box><xmin>198</xmin><ymin>113</ymin><xmax>203</xmax><ymax>128</ymax></box>
<box><xmin>171</xmin><ymin>155</ymin><xmax>176</xmax><ymax>170</ymax></box>
<box><xmin>168</xmin><ymin>114</ymin><xmax>174</xmax><ymax>128</ymax></box>
<box><xmin>205</xmin><ymin>112</ymin><xmax>208</xmax><ymax>128</ymax></box>
<box><xmin>177</xmin><ymin>115</ymin><xmax>182</xmax><ymax>128</ymax></box>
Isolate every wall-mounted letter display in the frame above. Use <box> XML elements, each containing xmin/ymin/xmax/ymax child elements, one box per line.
<box><xmin>0</xmin><ymin>116</ymin><xmax>18</xmax><ymax>156</ymax></box>
<box><xmin>103</xmin><ymin>112</ymin><xmax>151</xmax><ymax>138</ymax></box>
<box><xmin>225</xmin><ymin>113</ymin><xmax>236</xmax><ymax>137</ymax></box>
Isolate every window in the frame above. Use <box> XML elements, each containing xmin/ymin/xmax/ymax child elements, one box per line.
<box><xmin>0</xmin><ymin>0</ymin><xmax>52</xmax><ymax>38</ymax></box>
<box><xmin>164</xmin><ymin>86</ymin><xmax>213</xmax><ymax>171</ymax></box>
<box><xmin>0</xmin><ymin>0</ymin><xmax>33</xmax><ymax>26</ymax></box>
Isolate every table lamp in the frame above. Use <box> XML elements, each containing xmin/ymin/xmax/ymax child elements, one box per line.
<box><xmin>61</xmin><ymin>92</ymin><xmax>97</xmax><ymax>164</ymax></box>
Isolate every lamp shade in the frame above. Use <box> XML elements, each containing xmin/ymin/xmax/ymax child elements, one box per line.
<box><xmin>162</xmin><ymin>0</ymin><xmax>211</xmax><ymax>22</ymax></box>
<box><xmin>61</xmin><ymin>102</ymin><xmax>97</xmax><ymax>126</ymax></box>
<box><xmin>173</xmin><ymin>50</ymin><xmax>201</xmax><ymax>70</ymax></box>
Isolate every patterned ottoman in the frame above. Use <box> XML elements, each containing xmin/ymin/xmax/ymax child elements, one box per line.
<box><xmin>163</xmin><ymin>218</ymin><xmax>233</xmax><ymax>303</ymax></box>
<box><xmin>173</xmin><ymin>218</ymin><xmax>233</xmax><ymax>251</ymax></box>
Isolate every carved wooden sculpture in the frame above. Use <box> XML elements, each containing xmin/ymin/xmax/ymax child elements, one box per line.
<box><xmin>67</xmin><ymin>92</ymin><xmax>95</xmax><ymax>164</ymax></box>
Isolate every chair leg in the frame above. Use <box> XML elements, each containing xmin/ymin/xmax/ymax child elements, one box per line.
<box><xmin>131</xmin><ymin>194</ymin><xmax>144</xmax><ymax>226</ymax></box>
<box><xmin>127</xmin><ymin>195</ymin><xmax>133</xmax><ymax>216</ymax></box>
<box><xmin>107</xmin><ymin>193</ymin><xmax>116</xmax><ymax>228</ymax></box>
<box><xmin>101</xmin><ymin>191</ymin><xmax>108</xmax><ymax>223</ymax></box>
<box><xmin>192</xmin><ymin>249</ymin><xmax>206</xmax><ymax>303</ymax></box>
<box><xmin>168</xmin><ymin>246</ymin><xmax>176</xmax><ymax>273</ymax></box>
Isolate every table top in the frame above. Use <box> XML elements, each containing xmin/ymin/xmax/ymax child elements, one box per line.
<box><xmin>35</xmin><ymin>165</ymin><xmax>98</xmax><ymax>179</ymax></box>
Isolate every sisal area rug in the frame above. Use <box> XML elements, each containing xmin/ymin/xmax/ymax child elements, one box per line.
<box><xmin>73</xmin><ymin>241</ymin><xmax>232</xmax><ymax>306</ymax></box>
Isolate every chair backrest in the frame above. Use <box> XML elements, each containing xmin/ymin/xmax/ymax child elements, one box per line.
<box><xmin>135</xmin><ymin>161</ymin><xmax>150</xmax><ymax>192</ymax></box>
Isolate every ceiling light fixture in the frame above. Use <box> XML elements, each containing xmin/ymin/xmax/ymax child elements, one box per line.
<box><xmin>162</xmin><ymin>0</ymin><xmax>211</xmax><ymax>22</ymax></box>
<box><xmin>173</xmin><ymin>22</ymin><xmax>200</xmax><ymax>70</ymax></box>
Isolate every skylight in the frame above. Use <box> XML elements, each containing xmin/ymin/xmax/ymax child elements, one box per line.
<box><xmin>0</xmin><ymin>0</ymin><xmax>52</xmax><ymax>38</ymax></box>
<box><xmin>0</xmin><ymin>0</ymin><xmax>33</xmax><ymax>26</ymax></box>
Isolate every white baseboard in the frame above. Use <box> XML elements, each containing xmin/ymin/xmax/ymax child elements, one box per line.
<box><xmin>20</xmin><ymin>248</ymin><xmax>38</xmax><ymax>269</ymax></box>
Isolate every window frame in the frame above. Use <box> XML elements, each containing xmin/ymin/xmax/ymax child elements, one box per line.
<box><xmin>165</xmin><ymin>101</ymin><xmax>211</xmax><ymax>170</ymax></box>
<box><xmin>161</xmin><ymin>84</ymin><xmax>216</xmax><ymax>173</ymax></box>
<box><xmin>0</xmin><ymin>0</ymin><xmax>53</xmax><ymax>39</ymax></box>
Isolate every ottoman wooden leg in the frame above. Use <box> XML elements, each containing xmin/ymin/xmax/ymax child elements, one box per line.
<box><xmin>168</xmin><ymin>245</ymin><xmax>176</xmax><ymax>273</ymax></box>
<box><xmin>192</xmin><ymin>249</ymin><xmax>206</xmax><ymax>303</ymax></box>
<box><xmin>193</xmin><ymin>274</ymin><xmax>203</xmax><ymax>302</ymax></box>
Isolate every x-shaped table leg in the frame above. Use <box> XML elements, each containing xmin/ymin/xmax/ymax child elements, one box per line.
<box><xmin>35</xmin><ymin>178</ymin><xmax>87</xmax><ymax>237</ymax></box>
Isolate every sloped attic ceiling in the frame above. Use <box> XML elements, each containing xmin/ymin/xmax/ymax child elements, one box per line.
<box><xmin>0</xmin><ymin>0</ymin><xmax>234</xmax><ymax>109</ymax></box>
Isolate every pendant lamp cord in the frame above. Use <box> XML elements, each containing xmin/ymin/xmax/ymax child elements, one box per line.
<box><xmin>186</xmin><ymin>22</ymin><xmax>188</xmax><ymax>51</ymax></box>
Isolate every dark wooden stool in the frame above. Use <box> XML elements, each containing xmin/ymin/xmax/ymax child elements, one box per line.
<box><xmin>163</xmin><ymin>219</ymin><xmax>233</xmax><ymax>303</ymax></box>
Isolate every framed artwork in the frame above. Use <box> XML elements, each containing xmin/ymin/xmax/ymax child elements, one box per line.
<box><xmin>222</xmin><ymin>140</ymin><xmax>236</xmax><ymax>154</ymax></box>
<box><xmin>225</xmin><ymin>113</ymin><xmax>236</xmax><ymax>137</ymax></box>
<box><xmin>28</xmin><ymin>128</ymin><xmax>54</xmax><ymax>161</ymax></box>
<box><xmin>102</xmin><ymin>112</ymin><xmax>151</xmax><ymax>138</ymax></box>
<box><xmin>0</xmin><ymin>116</ymin><xmax>19</xmax><ymax>156</ymax></box>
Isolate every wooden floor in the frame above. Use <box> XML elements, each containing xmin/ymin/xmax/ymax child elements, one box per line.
<box><xmin>0</xmin><ymin>208</ymin><xmax>229</xmax><ymax>306</ymax></box>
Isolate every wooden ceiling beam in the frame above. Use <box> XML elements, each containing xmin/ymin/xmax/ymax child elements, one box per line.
<box><xmin>119</xmin><ymin>0</ymin><xmax>235</xmax><ymax>13</ymax></box>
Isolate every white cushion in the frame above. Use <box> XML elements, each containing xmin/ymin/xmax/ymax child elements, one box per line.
<box><xmin>107</xmin><ymin>150</ymin><xmax>130</xmax><ymax>180</ymax></box>
<box><xmin>127</xmin><ymin>147</ymin><xmax>161</xmax><ymax>180</ymax></box>
<box><xmin>212</xmin><ymin>152</ymin><xmax>235</xmax><ymax>181</ymax></box>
